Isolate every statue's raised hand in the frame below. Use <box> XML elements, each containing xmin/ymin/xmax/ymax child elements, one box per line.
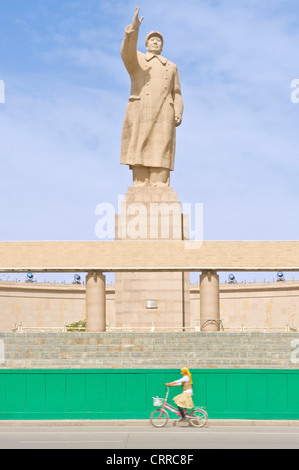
<box><xmin>132</xmin><ymin>7</ymin><xmax>144</xmax><ymax>29</ymax></box>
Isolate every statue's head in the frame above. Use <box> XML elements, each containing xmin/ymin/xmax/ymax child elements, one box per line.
<box><xmin>145</xmin><ymin>31</ymin><xmax>164</xmax><ymax>55</ymax></box>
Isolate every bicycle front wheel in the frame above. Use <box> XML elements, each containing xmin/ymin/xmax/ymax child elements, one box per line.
<box><xmin>189</xmin><ymin>408</ymin><xmax>208</xmax><ymax>428</ymax></box>
<box><xmin>150</xmin><ymin>409</ymin><xmax>169</xmax><ymax>428</ymax></box>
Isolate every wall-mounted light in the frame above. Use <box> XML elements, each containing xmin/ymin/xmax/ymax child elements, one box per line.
<box><xmin>26</xmin><ymin>273</ymin><xmax>34</xmax><ymax>283</ymax></box>
<box><xmin>277</xmin><ymin>272</ymin><xmax>285</xmax><ymax>282</ymax></box>
<box><xmin>73</xmin><ymin>274</ymin><xmax>81</xmax><ymax>285</ymax></box>
<box><xmin>228</xmin><ymin>274</ymin><xmax>237</xmax><ymax>284</ymax></box>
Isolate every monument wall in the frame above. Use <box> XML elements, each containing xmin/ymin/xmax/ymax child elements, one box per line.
<box><xmin>0</xmin><ymin>280</ymin><xmax>298</xmax><ymax>332</ymax></box>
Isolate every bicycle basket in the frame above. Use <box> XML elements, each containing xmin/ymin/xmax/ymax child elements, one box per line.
<box><xmin>152</xmin><ymin>396</ymin><xmax>164</xmax><ymax>407</ymax></box>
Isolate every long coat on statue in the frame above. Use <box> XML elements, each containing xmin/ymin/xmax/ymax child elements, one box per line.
<box><xmin>121</xmin><ymin>25</ymin><xmax>184</xmax><ymax>171</ymax></box>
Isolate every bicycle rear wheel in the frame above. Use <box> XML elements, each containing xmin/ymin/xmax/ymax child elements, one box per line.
<box><xmin>150</xmin><ymin>409</ymin><xmax>169</xmax><ymax>428</ymax></box>
<box><xmin>189</xmin><ymin>408</ymin><xmax>208</xmax><ymax>428</ymax></box>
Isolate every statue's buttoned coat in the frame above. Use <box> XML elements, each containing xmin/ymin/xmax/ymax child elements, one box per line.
<box><xmin>121</xmin><ymin>26</ymin><xmax>183</xmax><ymax>171</ymax></box>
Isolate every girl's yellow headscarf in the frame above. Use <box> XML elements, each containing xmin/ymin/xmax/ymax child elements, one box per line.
<box><xmin>181</xmin><ymin>367</ymin><xmax>193</xmax><ymax>385</ymax></box>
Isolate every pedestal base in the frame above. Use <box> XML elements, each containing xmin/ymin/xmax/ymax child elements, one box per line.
<box><xmin>115</xmin><ymin>186</ymin><xmax>190</xmax><ymax>329</ymax></box>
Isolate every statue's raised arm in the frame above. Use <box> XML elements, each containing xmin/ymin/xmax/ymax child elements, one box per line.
<box><xmin>121</xmin><ymin>7</ymin><xmax>144</xmax><ymax>74</ymax></box>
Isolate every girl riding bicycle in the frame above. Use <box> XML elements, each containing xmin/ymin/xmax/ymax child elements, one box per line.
<box><xmin>165</xmin><ymin>367</ymin><xmax>194</xmax><ymax>421</ymax></box>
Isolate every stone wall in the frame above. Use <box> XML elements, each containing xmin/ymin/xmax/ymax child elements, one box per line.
<box><xmin>1</xmin><ymin>332</ymin><xmax>298</xmax><ymax>370</ymax></box>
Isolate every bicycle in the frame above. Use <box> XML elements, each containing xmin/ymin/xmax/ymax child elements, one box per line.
<box><xmin>150</xmin><ymin>386</ymin><xmax>208</xmax><ymax>428</ymax></box>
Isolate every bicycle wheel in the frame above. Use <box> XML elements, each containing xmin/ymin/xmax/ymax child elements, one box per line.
<box><xmin>150</xmin><ymin>409</ymin><xmax>169</xmax><ymax>428</ymax></box>
<box><xmin>189</xmin><ymin>408</ymin><xmax>208</xmax><ymax>428</ymax></box>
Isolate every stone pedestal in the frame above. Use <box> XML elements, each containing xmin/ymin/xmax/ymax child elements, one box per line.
<box><xmin>115</xmin><ymin>186</ymin><xmax>190</xmax><ymax>329</ymax></box>
<box><xmin>200</xmin><ymin>271</ymin><xmax>220</xmax><ymax>332</ymax></box>
<box><xmin>86</xmin><ymin>272</ymin><xmax>106</xmax><ymax>332</ymax></box>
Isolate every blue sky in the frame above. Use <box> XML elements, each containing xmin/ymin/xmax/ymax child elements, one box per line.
<box><xmin>0</xmin><ymin>0</ymin><xmax>298</xmax><ymax>283</ymax></box>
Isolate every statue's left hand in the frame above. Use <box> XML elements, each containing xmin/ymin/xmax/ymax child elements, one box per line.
<box><xmin>175</xmin><ymin>116</ymin><xmax>182</xmax><ymax>127</ymax></box>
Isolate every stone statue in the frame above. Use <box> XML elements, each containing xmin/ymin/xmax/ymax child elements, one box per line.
<box><xmin>121</xmin><ymin>7</ymin><xmax>184</xmax><ymax>187</ymax></box>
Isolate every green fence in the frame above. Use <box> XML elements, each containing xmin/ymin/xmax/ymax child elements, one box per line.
<box><xmin>1</xmin><ymin>369</ymin><xmax>299</xmax><ymax>420</ymax></box>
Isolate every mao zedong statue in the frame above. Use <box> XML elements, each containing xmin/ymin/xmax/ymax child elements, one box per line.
<box><xmin>121</xmin><ymin>7</ymin><xmax>184</xmax><ymax>187</ymax></box>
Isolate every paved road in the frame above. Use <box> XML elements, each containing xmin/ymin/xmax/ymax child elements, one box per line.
<box><xmin>0</xmin><ymin>425</ymin><xmax>299</xmax><ymax>450</ymax></box>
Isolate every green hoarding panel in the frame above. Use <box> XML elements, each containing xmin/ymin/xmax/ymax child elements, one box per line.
<box><xmin>0</xmin><ymin>369</ymin><xmax>299</xmax><ymax>420</ymax></box>
<box><xmin>287</xmin><ymin>374</ymin><xmax>299</xmax><ymax>412</ymax></box>
<box><xmin>0</xmin><ymin>375</ymin><xmax>5</xmax><ymax>413</ymax></box>
<box><xmin>227</xmin><ymin>374</ymin><xmax>247</xmax><ymax>413</ymax></box>
<box><xmin>126</xmin><ymin>373</ymin><xmax>146</xmax><ymax>413</ymax></box>
<box><xmin>6</xmin><ymin>374</ymin><xmax>26</xmax><ymax>413</ymax></box>
<box><xmin>106</xmin><ymin>374</ymin><xmax>126</xmax><ymax>413</ymax></box>
<box><xmin>66</xmin><ymin>374</ymin><xmax>86</xmax><ymax>413</ymax></box>
<box><xmin>267</xmin><ymin>374</ymin><xmax>288</xmax><ymax>413</ymax></box>
<box><xmin>27</xmin><ymin>374</ymin><xmax>46</xmax><ymax>413</ymax></box>
<box><xmin>86</xmin><ymin>373</ymin><xmax>106</xmax><ymax>413</ymax></box>
<box><xmin>192</xmin><ymin>372</ymin><xmax>207</xmax><ymax>408</ymax></box>
<box><xmin>207</xmin><ymin>374</ymin><xmax>227</xmax><ymax>412</ymax></box>
<box><xmin>46</xmin><ymin>374</ymin><xmax>66</xmax><ymax>413</ymax></box>
<box><xmin>247</xmin><ymin>374</ymin><xmax>267</xmax><ymax>413</ymax></box>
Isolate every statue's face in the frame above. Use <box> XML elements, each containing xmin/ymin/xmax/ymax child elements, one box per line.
<box><xmin>147</xmin><ymin>36</ymin><xmax>163</xmax><ymax>55</ymax></box>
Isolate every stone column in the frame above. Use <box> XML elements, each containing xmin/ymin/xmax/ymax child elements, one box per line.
<box><xmin>86</xmin><ymin>272</ymin><xmax>106</xmax><ymax>332</ymax></box>
<box><xmin>200</xmin><ymin>271</ymin><xmax>220</xmax><ymax>332</ymax></box>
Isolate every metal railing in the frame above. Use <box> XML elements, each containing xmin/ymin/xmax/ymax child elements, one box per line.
<box><xmin>12</xmin><ymin>321</ymin><xmax>297</xmax><ymax>333</ymax></box>
<box><xmin>12</xmin><ymin>322</ymin><xmax>85</xmax><ymax>333</ymax></box>
<box><xmin>223</xmin><ymin>321</ymin><xmax>297</xmax><ymax>333</ymax></box>
<box><xmin>105</xmin><ymin>321</ymin><xmax>296</xmax><ymax>333</ymax></box>
<box><xmin>105</xmin><ymin>322</ymin><xmax>199</xmax><ymax>333</ymax></box>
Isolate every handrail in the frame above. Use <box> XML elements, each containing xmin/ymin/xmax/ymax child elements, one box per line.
<box><xmin>105</xmin><ymin>321</ymin><xmax>297</xmax><ymax>333</ymax></box>
<box><xmin>12</xmin><ymin>322</ymin><xmax>82</xmax><ymax>333</ymax></box>
<box><xmin>12</xmin><ymin>321</ymin><xmax>297</xmax><ymax>333</ymax></box>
